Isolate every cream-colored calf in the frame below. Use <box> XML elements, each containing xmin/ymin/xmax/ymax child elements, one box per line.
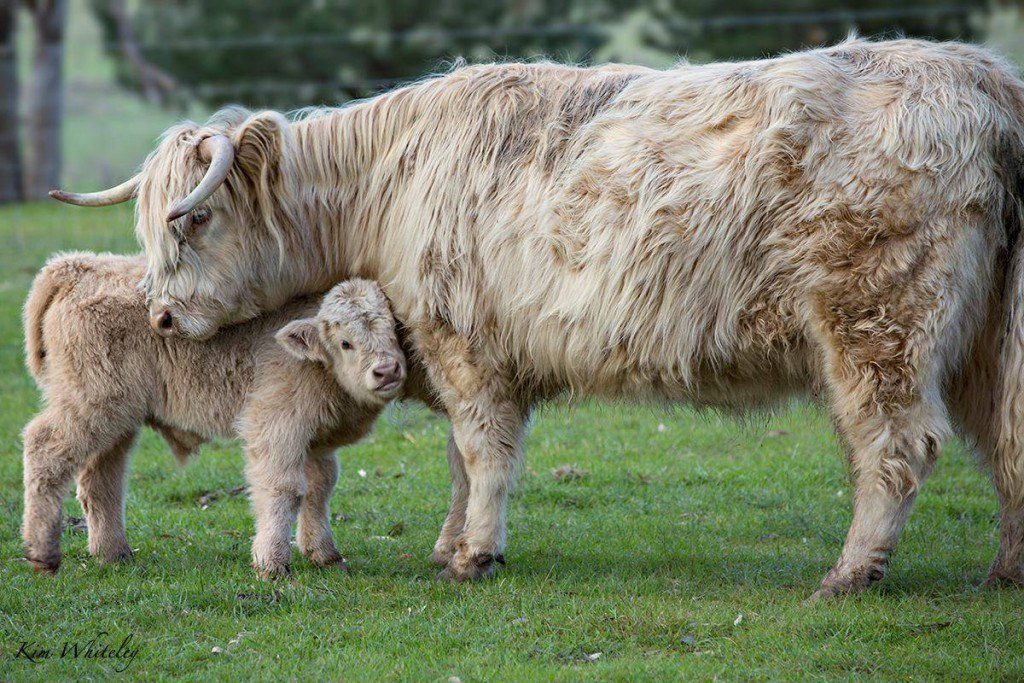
<box><xmin>22</xmin><ymin>252</ymin><xmax>405</xmax><ymax>577</ymax></box>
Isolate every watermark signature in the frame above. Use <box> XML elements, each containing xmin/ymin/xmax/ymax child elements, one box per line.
<box><xmin>14</xmin><ymin>631</ymin><xmax>140</xmax><ymax>672</ymax></box>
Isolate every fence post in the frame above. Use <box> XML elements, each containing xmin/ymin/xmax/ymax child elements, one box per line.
<box><xmin>0</xmin><ymin>4</ymin><xmax>22</xmax><ymax>204</ymax></box>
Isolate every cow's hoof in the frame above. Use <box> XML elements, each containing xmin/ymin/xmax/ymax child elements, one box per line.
<box><xmin>437</xmin><ymin>551</ymin><xmax>503</xmax><ymax>582</ymax></box>
<box><xmin>428</xmin><ymin>546</ymin><xmax>454</xmax><ymax>567</ymax></box>
<box><xmin>25</xmin><ymin>551</ymin><xmax>60</xmax><ymax>575</ymax></box>
<box><xmin>983</xmin><ymin>568</ymin><xmax>1024</xmax><ymax>588</ymax></box>
<box><xmin>253</xmin><ymin>562</ymin><xmax>292</xmax><ymax>581</ymax></box>
<box><xmin>808</xmin><ymin>565</ymin><xmax>885</xmax><ymax>602</ymax></box>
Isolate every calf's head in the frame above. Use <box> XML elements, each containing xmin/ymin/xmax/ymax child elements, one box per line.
<box><xmin>51</xmin><ymin>108</ymin><xmax>302</xmax><ymax>340</ymax></box>
<box><xmin>276</xmin><ymin>280</ymin><xmax>406</xmax><ymax>406</ymax></box>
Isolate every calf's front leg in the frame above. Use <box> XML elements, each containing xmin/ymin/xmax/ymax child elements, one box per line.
<box><xmin>245</xmin><ymin>442</ymin><xmax>308</xmax><ymax>579</ymax></box>
<box><xmin>297</xmin><ymin>446</ymin><xmax>347</xmax><ymax>570</ymax></box>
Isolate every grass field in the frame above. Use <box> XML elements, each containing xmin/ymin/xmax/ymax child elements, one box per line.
<box><xmin>4</xmin><ymin>2</ymin><xmax>1024</xmax><ymax>679</ymax></box>
<box><xmin>1</xmin><ymin>205</ymin><xmax>1024</xmax><ymax>681</ymax></box>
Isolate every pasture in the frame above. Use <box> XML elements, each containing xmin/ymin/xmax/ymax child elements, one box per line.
<box><xmin>0</xmin><ymin>203</ymin><xmax>1022</xmax><ymax>680</ymax></box>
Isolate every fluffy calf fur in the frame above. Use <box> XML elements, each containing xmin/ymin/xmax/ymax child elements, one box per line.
<box><xmin>61</xmin><ymin>38</ymin><xmax>1024</xmax><ymax>597</ymax></box>
<box><xmin>21</xmin><ymin>253</ymin><xmax>405</xmax><ymax>577</ymax></box>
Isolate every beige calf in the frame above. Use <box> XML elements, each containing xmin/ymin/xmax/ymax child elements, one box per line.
<box><xmin>22</xmin><ymin>252</ymin><xmax>405</xmax><ymax>577</ymax></box>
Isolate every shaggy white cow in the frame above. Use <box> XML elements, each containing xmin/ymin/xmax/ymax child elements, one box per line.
<box><xmin>22</xmin><ymin>253</ymin><xmax>406</xmax><ymax>577</ymax></box>
<box><xmin>52</xmin><ymin>38</ymin><xmax>1024</xmax><ymax>598</ymax></box>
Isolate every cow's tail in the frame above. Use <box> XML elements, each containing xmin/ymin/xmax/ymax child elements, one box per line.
<box><xmin>994</xmin><ymin>130</ymin><xmax>1024</xmax><ymax>510</ymax></box>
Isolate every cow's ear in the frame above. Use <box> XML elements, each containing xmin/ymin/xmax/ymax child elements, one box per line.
<box><xmin>232</xmin><ymin>111</ymin><xmax>287</xmax><ymax>185</ymax></box>
<box><xmin>276</xmin><ymin>318</ymin><xmax>327</xmax><ymax>363</ymax></box>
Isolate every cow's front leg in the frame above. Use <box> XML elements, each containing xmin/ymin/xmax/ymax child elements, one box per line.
<box><xmin>416</xmin><ymin>325</ymin><xmax>527</xmax><ymax>581</ymax></box>
<box><xmin>429</xmin><ymin>432</ymin><xmax>469</xmax><ymax>567</ymax></box>
<box><xmin>812</xmin><ymin>398</ymin><xmax>945</xmax><ymax>599</ymax></box>
<box><xmin>438</xmin><ymin>394</ymin><xmax>526</xmax><ymax>581</ymax></box>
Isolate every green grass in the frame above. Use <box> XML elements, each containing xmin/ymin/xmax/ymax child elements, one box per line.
<box><xmin>2</xmin><ymin>205</ymin><xmax>1024</xmax><ymax>681</ymax></box>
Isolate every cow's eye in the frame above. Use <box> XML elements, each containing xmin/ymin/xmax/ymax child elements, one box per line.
<box><xmin>191</xmin><ymin>207</ymin><xmax>212</xmax><ymax>225</ymax></box>
<box><xmin>341</xmin><ymin>340</ymin><xmax>352</xmax><ymax>351</ymax></box>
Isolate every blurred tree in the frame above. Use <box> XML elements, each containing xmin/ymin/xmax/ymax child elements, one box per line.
<box><xmin>0</xmin><ymin>3</ymin><xmax>22</xmax><ymax>203</ymax></box>
<box><xmin>23</xmin><ymin>0</ymin><xmax>68</xmax><ymax>200</ymax></box>
<box><xmin>104</xmin><ymin>0</ymin><xmax>179</xmax><ymax>105</ymax></box>
<box><xmin>90</xmin><ymin>0</ymin><xmax>633</xmax><ymax>109</ymax></box>
<box><xmin>91</xmin><ymin>0</ymin><xmax>990</xmax><ymax>112</ymax></box>
<box><xmin>649</xmin><ymin>0</ymin><xmax>987</xmax><ymax>62</ymax></box>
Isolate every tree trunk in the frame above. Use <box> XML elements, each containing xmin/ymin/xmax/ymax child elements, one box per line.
<box><xmin>0</xmin><ymin>4</ymin><xmax>22</xmax><ymax>203</ymax></box>
<box><xmin>107</xmin><ymin>0</ymin><xmax>177</xmax><ymax>106</ymax></box>
<box><xmin>24</xmin><ymin>0</ymin><xmax>67</xmax><ymax>199</ymax></box>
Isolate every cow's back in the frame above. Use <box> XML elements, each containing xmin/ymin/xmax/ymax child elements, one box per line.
<box><xmin>391</xmin><ymin>39</ymin><xmax>1024</xmax><ymax>408</ymax></box>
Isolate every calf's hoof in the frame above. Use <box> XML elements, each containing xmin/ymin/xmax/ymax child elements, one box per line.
<box><xmin>253</xmin><ymin>562</ymin><xmax>292</xmax><ymax>581</ymax></box>
<box><xmin>306</xmin><ymin>548</ymin><xmax>350</xmax><ymax>572</ymax></box>
<box><xmin>808</xmin><ymin>564</ymin><xmax>885</xmax><ymax>602</ymax></box>
<box><xmin>27</xmin><ymin>557</ymin><xmax>59</xmax><ymax>575</ymax></box>
<box><xmin>94</xmin><ymin>542</ymin><xmax>134</xmax><ymax>565</ymax></box>
<box><xmin>24</xmin><ymin>548</ymin><xmax>60</xmax><ymax>575</ymax></box>
<box><xmin>437</xmin><ymin>551</ymin><xmax>504</xmax><ymax>583</ymax></box>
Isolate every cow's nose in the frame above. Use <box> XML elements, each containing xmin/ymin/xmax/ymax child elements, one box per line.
<box><xmin>149</xmin><ymin>309</ymin><xmax>175</xmax><ymax>336</ymax></box>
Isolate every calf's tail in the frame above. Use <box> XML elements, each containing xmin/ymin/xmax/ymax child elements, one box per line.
<box><xmin>23</xmin><ymin>262</ymin><xmax>64</xmax><ymax>383</ymax></box>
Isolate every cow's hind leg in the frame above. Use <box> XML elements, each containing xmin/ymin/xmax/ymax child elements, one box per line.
<box><xmin>809</xmin><ymin>292</ymin><xmax>955</xmax><ymax>598</ymax></box>
<box><xmin>76</xmin><ymin>431</ymin><xmax>138</xmax><ymax>563</ymax></box>
<box><xmin>297</xmin><ymin>447</ymin><xmax>347</xmax><ymax>570</ymax></box>
<box><xmin>811</xmin><ymin>402</ymin><xmax>945</xmax><ymax>599</ymax></box>
<box><xmin>945</xmin><ymin>332</ymin><xmax>1024</xmax><ymax>586</ymax></box>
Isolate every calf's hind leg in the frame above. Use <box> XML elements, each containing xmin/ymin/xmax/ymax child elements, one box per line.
<box><xmin>22</xmin><ymin>404</ymin><xmax>136</xmax><ymax>573</ymax></box>
<box><xmin>76</xmin><ymin>431</ymin><xmax>138</xmax><ymax>563</ymax></box>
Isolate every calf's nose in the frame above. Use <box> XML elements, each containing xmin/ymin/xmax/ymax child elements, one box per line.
<box><xmin>372</xmin><ymin>359</ymin><xmax>402</xmax><ymax>382</ymax></box>
<box><xmin>149</xmin><ymin>309</ymin><xmax>175</xmax><ymax>336</ymax></box>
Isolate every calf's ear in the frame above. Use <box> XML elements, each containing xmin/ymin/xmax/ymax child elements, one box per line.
<box><xmin>276</xmin><ymin>318</ymin><xmax>328</xmax><ymax>363</ymax></box>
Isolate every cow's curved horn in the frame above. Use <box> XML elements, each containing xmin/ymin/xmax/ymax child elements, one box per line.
<box><xmin>49</xmin><ymin>175</ymin><xmax>140</xmax><ymax>207</ymax></box>
<box><xmin>166</xmin><ymin>135</ymin><xmax>235</xmax><ymax>221</ymax></box>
